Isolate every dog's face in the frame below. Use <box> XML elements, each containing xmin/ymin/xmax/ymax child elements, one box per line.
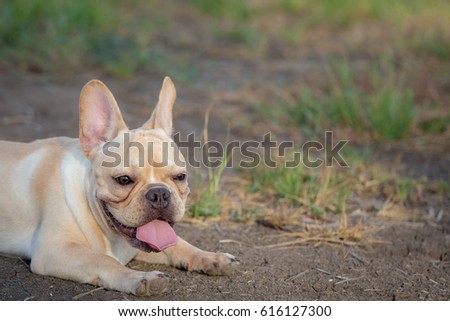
<box><xmin>93</xmin><ymin>130</ymin><xmax>189</xmax><ymax>226</ymax></box>
<box><xmin>79</xmin><ymin>77</ymin><xmax>189</xmax><ymax>252</ymax></box>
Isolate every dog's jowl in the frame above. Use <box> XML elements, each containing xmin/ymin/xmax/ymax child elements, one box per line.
<box><xmin>0</xmin><ymin>77</ymin><xmax>238</xmax><ymax>296</ymax></box>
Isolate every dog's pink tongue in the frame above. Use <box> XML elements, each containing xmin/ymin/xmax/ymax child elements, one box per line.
<box><xmin>136</xmin><ymin>220</ymin><xmax>177</xmax><ymax>251</ymax></box>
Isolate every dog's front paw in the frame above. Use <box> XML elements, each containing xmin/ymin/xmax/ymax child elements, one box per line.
<box><xmin>131</xmin><ymin>271</ymin><xmax>169</xmax><ymax>296</ymax></box>
<box><xmin>189</xmin><ymin>252</ymin><xmax>239</xmax><ymax>276</ymax></box>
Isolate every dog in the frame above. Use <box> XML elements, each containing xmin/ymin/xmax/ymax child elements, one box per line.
<box><xmin>0</xmin><ymin>77</ymin><xmax>237</xmax><ymax>296</ymax></box>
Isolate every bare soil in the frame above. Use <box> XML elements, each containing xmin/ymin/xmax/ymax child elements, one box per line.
<box><xmin>1</xmin><ymin>220</ymin><xmax>449</xmax><ymax>301</ymax></box>
<box><xmin>0</xmin><ymin>69</ymin><xmax>449</xmax><ymax>301</ymax></box>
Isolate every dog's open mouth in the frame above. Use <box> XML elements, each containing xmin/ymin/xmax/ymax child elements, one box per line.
<box><xmin>101</xmin><ymin>201</ymin><xmax>177</xmax><ymax>252</ymax></box>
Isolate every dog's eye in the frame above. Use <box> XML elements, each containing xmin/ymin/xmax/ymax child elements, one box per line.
<box><xmin>115</xmin><ymin>175</ymin><xmax>134</xmax><ymax>186</ymax></box>
<box><xmin>174</xmin><ymin>173</ymin><xmax>186</xmax><ymax>182</ymax></box>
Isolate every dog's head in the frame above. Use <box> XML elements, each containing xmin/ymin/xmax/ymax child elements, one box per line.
<box><xmin>79</xmin><ymin>77</ymin><xmax>189</xmax><ymax>252</ymax></box>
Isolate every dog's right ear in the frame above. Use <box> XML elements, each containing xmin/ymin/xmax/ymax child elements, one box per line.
<box><xmin>79</xmin><ymin>80</ymin><xmax>128</xmax><ymax>158</ymax></box>
<box><xmin>141</xmin><ymin>77</ymin><xmax>176</xmax><ymax>136</ymax></box>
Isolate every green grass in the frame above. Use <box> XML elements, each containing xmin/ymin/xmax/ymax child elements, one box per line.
<box><xmin>214</xmin><ymin>24</ymin><xmax>261</xmax><ymax>48</ymax></box>
<box><xmin>190</xmin><ymin>149</ymin><xmax>230</xmax><ymax>217</ymax></box>
<box><xmin>190</xmin><ymin>0</ymin><xmax>251</xmax><ymax>21</ymax></box>
<box><xmin>413</xmin><ymin>27</ymin><xmax>450</xmax><ymax>60</ymax></box>
<box><xmin>277</xmin><ymin>0</ymin><xmax>391</xmax><ymax>45</ymax></box>
<box><xmin>438</xmin><ymin>180</ymin><xmax>449</xmax><ymax>195</ymax></box>
<box><xmin>0</xmin><ymin>0</ymin><xmax>120</xmax><ymax>73</ymax></box>
<box><xmin>276</xmin><ymin>0</ymin><xmax>450</xmax><ymax>63</ymax></box>
<box><xmin>0</xmin><ymin>0</ymin><xmax>197</xmax><ymax>78</ymax></box>
<box><xmin>278</xmin><ymin>0</ymin><xmax>447</xmax><ymax>27</ymax></box>
<box><xmin>327</xmin><ymin>58</ymin><xmax>418</xmax><ymax>140</ymax></box>
<box><xmin>404</xmin><ymin>2</ymin><xmax>450</xmax><ymax>60</ymax></box>
<box><xmin>191</xmin><ymin>0</ymin><xmax>261</xmax><ymax>48</ymax></box>
<box><xmin>247</xmin><ymin>153</ymin><xmax>353</xmax><ymax>216</ymax></box>
<box><xmin>90</xmin><ymin>33</ymin><xmax>149</xmax><ymax>78</ymax></box>
<box><xmin>396</xmin><ymin>178</ymin><xmax>415</xmax><ymax>202</ymax></box>
<box><xmin>190</xmin><ymin>166</ymin><xmax>224</xmax><ymax>218</ymax></box>
<box><xmin>280</xmin><ymin>0</ymin><xmax>388</xmax><ymax>27</ymax></box>
<box><xmin>244</xmin><ymin>144</ymin><xmax>448</xmax><ymax>225</ymax></box>
<box><xmin>190</xmin><ymin>111</ymin><xmax>230</xmax><ymax>218</ymax></box>
<box><xmin>419</xmin><ymin>115</ymin><xmax>450</xmax><ymax>134</ymax></box>
<box><xmin>255</xmin><ymin>58</ymin><xmax>418</xmax><ymax>141</ymax></box>
<box><xmin>1</xmin><ymin>0</ymin><xmax>448</xmax><ymax>76</ymax></box>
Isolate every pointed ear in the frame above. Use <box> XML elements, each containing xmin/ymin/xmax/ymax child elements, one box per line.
<box><xmin>79</xmin><ymin>79</ymin><xmax>128</xmax><ymax>158</ymax></box>
<box><xmin>141</xmin><ymin>76</ymin><xmax>176</xmax><ymax>136</ymax></box>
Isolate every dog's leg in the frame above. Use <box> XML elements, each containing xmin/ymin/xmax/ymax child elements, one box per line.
<box><xmin>30</xmin><ymin>242</ymin><xmax>167</xmax><ymax>296</ymax></box>
<box><xmin>135</xmin><ymin>237</ymin><xmax>238</xmax><ymax>275</ymax></box>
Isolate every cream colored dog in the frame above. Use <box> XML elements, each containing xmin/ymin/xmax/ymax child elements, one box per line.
<box><xmin>0</xmin><ymin>77</ymin><xmax>237</xmax><ymax>296</ymax></box>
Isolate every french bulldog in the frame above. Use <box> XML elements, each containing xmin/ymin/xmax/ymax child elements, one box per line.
<box><xmin>0</xmin><ymin>77</ymin><xmax>237</xmax><ymax>296</ymax></box>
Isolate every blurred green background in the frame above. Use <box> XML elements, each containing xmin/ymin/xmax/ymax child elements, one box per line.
<box><xmin>0</xmin><ymin>0</ymin><xmax>448</xmax><ymax>219</ymax></box>
<box><xmin>2</xmin><ymin>1</ymin><xmax>449</xmax><ymax>77</ymax></box>
<box><xmin>1</xmin><ymin>0</ymin><xmax>448</xmax><ymax>137</ymax></box>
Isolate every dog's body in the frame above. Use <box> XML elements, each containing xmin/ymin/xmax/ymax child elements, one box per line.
<box><xmin>0</xmin><ymin>78</ymin><xmax>236</xmax><ymax>296</ymax></box>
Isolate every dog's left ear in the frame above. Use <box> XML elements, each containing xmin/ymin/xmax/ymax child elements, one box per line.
<box><xmin>141</xmin><ymin>77</ymin><xmax>176</xmax><ymax>136</ymax></box>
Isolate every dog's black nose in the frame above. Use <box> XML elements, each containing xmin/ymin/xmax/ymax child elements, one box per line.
<box><xmin>145</xmin><ymin>187</ymin><xmax>171</xmax><ymax>209</ymax></box>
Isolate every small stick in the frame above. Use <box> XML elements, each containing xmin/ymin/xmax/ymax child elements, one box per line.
<box><xmin>428</xmin><ymin>278</ymin><xmax>439</xmax><ymax>285</ymax></box>
<box><xmin>334</xmin><ymin>276</ymin><xmax>365</xmax><ymax>285</ymax></box>
<box><xmin>316</xmin><ymin>268</ymin><xmax>332</xmax><ymax>275</ymax></box>
<box><xmin>219</xmin><ymin>239</ymin><xmax>253</xmax><ymax>247</ymax></box>
<box><xmin>350</xmin><ymin>252</ymin><xmax>367</xmax><ymax>264</ymax></box>
<box><xmin>286</xmin><ymin>270</ymin><xmax>309</xmax><ymax>282</ymax></box>
<box><xmin>395</xmin><ymin>268</ymin><xmax>408</xmax><ymax>276</ymax></box>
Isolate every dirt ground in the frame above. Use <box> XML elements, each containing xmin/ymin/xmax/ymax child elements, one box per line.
<box><xmin>0</xmin><ymin>219</ymin><xmax>449</xmax><ymax>301</ymax></box>
<box><xmin>0</xmin><ymin>68</ymin><xmax>449</xmax><ymax>301</ymax></box>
